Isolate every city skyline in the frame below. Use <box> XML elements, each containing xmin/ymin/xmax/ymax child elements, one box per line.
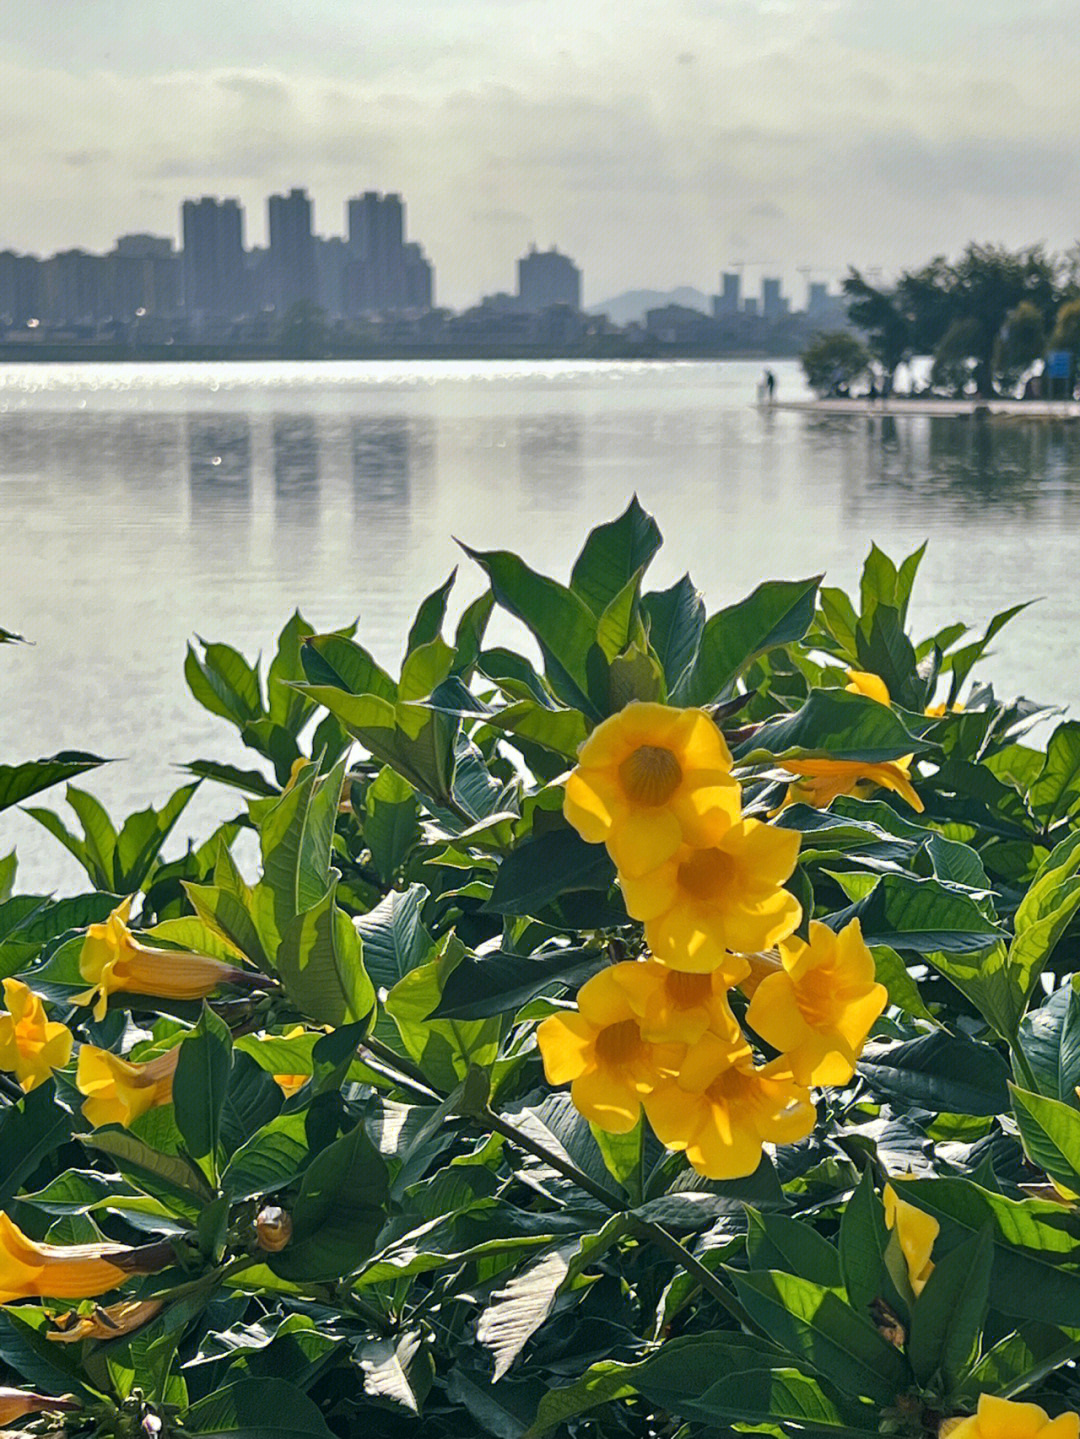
<box><xmin>3</xmin><ymin>0</ymin><xmax>1078</xmax><ymax>307</ymax></box>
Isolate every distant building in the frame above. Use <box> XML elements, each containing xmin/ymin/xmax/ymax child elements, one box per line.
<box><xmin>743</xmin><ymin>297</ymin><xmax>759</xmax><ymax>318</ymax></box>
<box><xmin>106</xmin><ymin>236</ymin><xmax>180</xmax><ymax>320</ymax></box>
<box><xmin>41</xmin><ymin>250</ymin><xmax>106</xmax><ymax>326</ymax></box>
<box><xmin>762</xmin><ymin>277</ymin><xmax>788</xmax><ymax>321</ymax></box>
<box><xmin>268</xmin><ymin>188</ymin><xmax>316</xmax><ymax>311</ymax></box>
<box><xmin>181</xmin><ymin>198</ymin><xmax>245</xmax><ymax>320</ymax></box>
<box><xmin>645</xmin><ymin>304</ymin><xmax>717</xmax><ymax>346</ymax></box>
<box><xmin>345</xmin><ymin>192</ymin><xmax>433</xmax><ymax>315</ymax></box>
<box><xmin>0</xmin><ymin>251</ymin><xmax>43</xmax><ymax>326</ymax></box>
<box><xmin>713</xmin><ymin>271</ymin><xmax>741</xmax><ymax>317</ymax></box>
<box><xmin>314</xmin><ymin>236</ymin><xmax>349</xmax><ymax>320</ymax></box>
<box><xmin>517</xmin><ymin>246</ymin><xmax>581</xmax><ymax>312</ymax></box>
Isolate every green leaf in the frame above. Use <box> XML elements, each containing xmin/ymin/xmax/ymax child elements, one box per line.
<box><xmin>385</xmin><ymin>955</ymin><xmax>501</xmax><ymax>1091</ymax></box>
<box><xmin>461</xmin><ymin>543</ymin><xmax>599</xmax><ymax>713</ymax></box>
<box><xmin>838</xmin><ymin>1168</ymin><xmax>900</xmax><ymax>1318</ymax></box>
<box><xmin>872</xmin><ymin>944</ymin><xmax>935</xmax><ymax>1023</ymax></box>
<box><xmin>829</xmin><ymin>874</ymin><xmax>1005</xmax><ymax>954</ymax></box>
<box><xmin>0</xmin><ymin>1080</ymin><xmax>74</xmax><ymax>1206</ymax></box>
<box><xmin>1010</xmin><ymin>1084</ymin><xmax>1080</xmax><ymax>1191</ymax></box>
<box><xmin>676</xmin><ymin>575</ymin><xmax>821</xmax><ymax>705</ymax></box>
<box><xmin>570</xmin><ymin>497</ymin><xmax>663</xmax><ymax>617</ymax></box>
<box><xmin>408</xmin><ymin>569</ymin><xmax>457</xmax><ymax>652</ymax></box>
<box><xmin>364</xmin><ymin>767</ymin><xmax>420</xmax><ymax>881</ymax></box>
<box><xmin>477</xmin><ymin>1242</ymin><xmax>577</xmax><ymax>1381</ymax></box>
<box><xmin>183</xmin><ymin>1378</ymin><xmax>336</xmax><ymax>1439</ymax></box>
<box><xmin>1030</xmin><ymin>721</ymin><xmax>1080</xmax><ymax>823</ymax></box>
<box><xmin>353</xmin><ymin>884</ymin><xmax>436</xmax><ymax>991</ymax></box>
<box><xmin>0</xmin><ymin>751</ymin><xmax>107</xmax><ymax>813</ymax></box>
<box><xmin>745</xmin><ymin>1209</ymin><xmax>842</xmax><ymax>1288</ymax></box>
<box><xmin>1003</xmin><ymin>831</ymin><xmax>1080</xmax><ymax>1034</ymax></box>
<box><xmin>222</xmin><ymin>1101</ymin><xmax>340</xmax><ymax>1201</ymax></box>
<box><xmin>268</xmin><ymin>1121</ymin><xmax>389</xmax><ymax>1282</ymax></box>
<box><xmin>80</xmin><ymin>1127</ymin><xmax>214</xmax><ymax>1216</ymax></box>
<box><xmin>173</xmin><ymin>1003</ymin><xmax>233</xmax><ymax>1182</ymax></box>
<box><xmin>485</xmin><ymin>829</ymin><xmax>615</xmax><ymax>916</ymax></box>
<box><xmin>860</xmin><ymin>543</ymin><xmax>899</xmax><ymax>614</ymax></box>
<box><xmin>854</xmin><ymin>604</ymin><xmax>922</xmax><ymax>710</ymax></box>
<box><xmin>893</xmin><ymin>1177</ymin><xmax>1080</xmax><ymax>1328</ymax></box>
<box><xmin>259</xmin><ymin>757</ymin><xmax>344</xmax><ymax>929</ymax></box>
<box><xmin>642</xmin><ymin>574</ymin><xmax>705</xmax><ymax>692</ymax></box>
<box><xmin>691</xmin><ymin>1368</ymin><xmax>881</xmax><ymax>1435</ymax></box>
<box><xmin>858</xmin><ymin>1031</ymin><xmax>1010</xmax><ymax>1115</ymax></box>
<box><xmin>293</xmin><ymin>685</ymin><xmax>454</xmax><ymax>800</ymax></box>
<box><xmin>1017</xmin><ymin>979</ymin><xmax>1080</xmax><ymax>1102</ymax></box>
<box><xmin>907</xmin><ymin>1224</ymin><xmax>993</xmax><ymax>1390</ymax></box>
<box><xmin>737</xmin><ymin>688</ymin><xmax>931</xmax><ymax>765</ymax></box>
<box><xmin>185</xmin><ymin>641</ymin><xmax>263</xmax><ymax>725</ymax></box>
<box><xmin>730</xmin><ymin>1270</ymin><xmax>911</xmax><ymax>1405</ymax></box>
<box><xmin>964</xmin><ymin>1323</ymin><xmax>1080</xmax><ymax>1401</ymax></box>
<box><xmin>432</xmin><ymin>945</ymin><xmax>606</xmax><ymax>1019</ymax></box>
<box><xmin>277</xmin><ymin>883</ymin><xmax>375</xmax><ymax>1028</ymax></box>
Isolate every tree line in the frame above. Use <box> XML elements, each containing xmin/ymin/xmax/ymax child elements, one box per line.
<box><xmin>802</xmin><ymin>242</ymin><xmax>1080</xmax><ymax>398</ymax></box>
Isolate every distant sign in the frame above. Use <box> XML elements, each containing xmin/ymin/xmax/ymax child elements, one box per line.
<box><xmin>1046</xmin><ymin>350</ymin><xmax>1072</xmax><ymax>379</ymax></box>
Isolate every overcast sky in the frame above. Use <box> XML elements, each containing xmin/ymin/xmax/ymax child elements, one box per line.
<box><xmin>2</xmin><ymin>0</ymin><xmax>1078</xmax><ymax>307</ymax></box>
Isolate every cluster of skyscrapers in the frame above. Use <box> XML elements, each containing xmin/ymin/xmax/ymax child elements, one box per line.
<box><xmin>0</xmin><ymin>188</ymin><xmax>436</xmax><ymax>334</ymax></box>
<box><xmin>712</xmin><ymin>270</ymin><xmax>844</xmax><ymax>325</ymax></box>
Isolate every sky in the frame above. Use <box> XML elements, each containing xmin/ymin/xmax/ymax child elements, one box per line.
<box><xmin>2</xmin><ymin>0</ymin><xmax>1078</xmax><ymax>309</ymax></box>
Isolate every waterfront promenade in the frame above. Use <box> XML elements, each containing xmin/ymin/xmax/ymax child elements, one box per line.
<box><xmin>770</xmin><ymin>396</ymin><xmax>1080</xmax><ymax>419</ymax></box>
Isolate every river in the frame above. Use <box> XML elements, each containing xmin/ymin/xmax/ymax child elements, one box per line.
<box><xmin>3</xmin><ymin>358</ymin><xmax>1078</xmax><ymax>890</ymax></box>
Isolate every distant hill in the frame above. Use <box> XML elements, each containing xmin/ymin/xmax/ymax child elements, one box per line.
<box><xmin>588</xmin><ymin>287</ymin><xmax>713</xmax><ymax>326</ymax></box>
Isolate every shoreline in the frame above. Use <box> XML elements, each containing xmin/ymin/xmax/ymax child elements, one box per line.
<box><xmin>768</xmin><ymin>396</ymin><xmax>1080</xmax><ymax>420</ymax></box>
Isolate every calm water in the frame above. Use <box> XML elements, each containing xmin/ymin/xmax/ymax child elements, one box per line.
<box><xmin>3</xmin><ymin>358</ymin><xmax>1079</xmax><ymax>891</ymax></box>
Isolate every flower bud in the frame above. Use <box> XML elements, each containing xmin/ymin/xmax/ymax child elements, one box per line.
<box><xmin>255</xmin><ymin>1206</ymin><xmax>292</xmax><ymax>1253</ymax></box>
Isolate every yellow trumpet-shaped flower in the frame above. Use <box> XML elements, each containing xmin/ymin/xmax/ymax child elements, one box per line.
<box><xmin>925</xmin><ymin>698</ymin><xmax>965</xmax><ymax>718</ymax></box>
<box><xmin>0</xmin><ymin>979</ymin><xmax>74</xmax><ymax>1092</ymax></box>
<box><xmin>613</xmin><ymin>959</ymin><xmax>744</xmax><ymax>1046</ymax></box>
<box><xmin>76</xmin><ymin>1045</ymin><xmax>181</xmax><ymax>1129</ymax></box>
<box><xmin>48</xmin><ymin>1298</ymin><xmax>163</xmax><ymax>1344</ymax></box>
<box><xmin>946</xmin><ymin>1394</ymin><xmax>1079</xmax><ymax>1439</ymax></box>
<box><xmin>745</xmin><ymin>919</ymin><xmax>887</xmax><ymax>1086</ymax></box>
<box><xmin>845</xmin><ymin>670</ymin><xmax>891</xmax><ymax>705</ymax></box>
<box><xmin>0</xmin><ymin>1212</ymin><xmax>170</xmax><ymax>1305</ymax></box>
<box><xmin>77</xmin><ymin>897</ymin><xmax>259</xmax><ymax>1021</ymax></box>
<box><xmin>536</xmin><ymin>964</ymin><xmax>684</xmax><ymax>1134</ymax></box>
<box><xmin>0</xmin><ymin>1388</ymin><xmax>79</xmax><ymax>1422</ymax></box>
<box><xmin>774</xmin><ymin>755</ymin><xmax>923</xmax><ymax>814</ymax></box>
<box><xmin>563</xmin><ymin>702</ymin><xmax>741</xmax><ymax>878</ymax></box>
<box><xmin>620</xmin><ymin>820</ymin><xmax>803</xmax><ymax>972</ymax></box>
<box><xmin>882</xmin><ymin>1180</ymin><xmax>938</xmax><ymax>1296</ymax></box>
<box><xmin>644</xmin><ymin>1029</ymin><xmax>815</xmax><ymax>1179</ymax></box>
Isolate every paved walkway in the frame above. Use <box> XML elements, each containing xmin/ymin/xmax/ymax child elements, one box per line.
<box><xmin>767</xmin><ymin>397</ymin><xmax>1080</xmax><ymax>419</ymax></box>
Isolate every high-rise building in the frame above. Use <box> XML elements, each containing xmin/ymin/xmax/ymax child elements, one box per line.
<box><xmin>713</xmin><ymin>271</ymin><xmax>741</xmax><ymax>317</ymax></box>
<box><xmin>41</xmin><ymin>250</ymin><xmax>106</xmax><ymax>326</ymax></box>
<box><xmin>403</xmin><ymin>242</ymin><xmax>434</xmax><ymax>311</ymax></box>
<box><xmin>0</xmin><ymin>251</ymin><xmax>43</xmax><ymax>326</ymax></box>
<box><xmin>517</xmin><ymin>246</ymin><xmax>581</xmax><ymax>312</ymax></box>
<box><xmin>762</xmin><ymin>277</ymin><xmax>788</xmax><ymax>321</ymax></box>
<box><xmin>268</xmin><ymin>188</ymin><xmax>316</xmax><ymax>311</ymax></box>
<box><xmin>314</xmin><ymin>236</ymin><xmax>349</xmax><ymax>320</ymax></box>
<box><xmin>346</xmin><ymin>192</ymin><xmax>406</xmax><ymax>314</ymax></box>
<box><xmin>181</xmin><ymin>198</ymin><xmax>245</xmax><ymax>320</ymax></box>
<box><xmin>106</xmin><ymin>236</ymin><xmax>180</xmax><ymax>320</ymax></box>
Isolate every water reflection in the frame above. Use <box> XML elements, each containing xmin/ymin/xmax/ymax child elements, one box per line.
<box><xmin>350</xmin><ymin>416</ymin><xmax>435</xmax><ymax>515</ymax></box>
<box><xmin>186</xmin><ymin>413</ymin><xmax>252</xmax><ymax>512</ymax></box>
<box><xmin>517</xmin><ymin>413</ymin><xmax>583</xmax><ymax>495</ymax></box>
<box><xmin>272</xmin><ymin>414</ymin><xmax>319</xmax><ymax>528</ymax></box>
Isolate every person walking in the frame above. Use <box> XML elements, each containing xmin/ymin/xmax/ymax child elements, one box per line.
<box><xmin>764</xmin><ymin>369</ymin><xmax>776</xmax><ymax>403</ymax></box>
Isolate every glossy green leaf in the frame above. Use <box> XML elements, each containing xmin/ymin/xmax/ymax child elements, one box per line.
<box><xmin>173</xmin><ymin>1003</ymin><xmax>233</xmax><ymax>1181</ymax></box>
<box><xmin>1010</xmin><ymin>1084</ymin><xmax>1080</xmax><ymax>1191</ymax></box>
<box><xmin>676</xmin><ymin>575</ymin><xmax>821</xmax><ymax>705</ymax></box>
<box><xmin>737</xmin><ymin>688</ymin><xmax>931</xmax><ymax>764</ymax></box>
<box><xmin>570</xmin><ymin>497</ymin><xmax>662</xmax><ymax>617</ymax></box>
<box><xmin>907</xmin><ymin>1224</ymin><xmax>992</xmax><ymax>1389</ymax></box>
<box><xmin>858</xmin><ymin>1031</ymin><xmax>1010</xmax><ymax>1115</ymax></box>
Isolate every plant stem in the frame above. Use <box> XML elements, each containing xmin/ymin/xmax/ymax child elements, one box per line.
<box><xmin>479</xmin><ymin>1103</ymin><xmax>624</xmax><ymax>1208</ymax></box>
<box><xmin>362</xmin><ymin>1037</ymin><xmax>443</xmax><ymax>1101</ymax></box>
<box><xmin>628</xmin><ymin>1216</ymin><xmax>754</xmax><ymax>1329</ymax></box>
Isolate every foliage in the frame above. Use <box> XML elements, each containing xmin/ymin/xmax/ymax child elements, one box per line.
<box><xmin>843</xmin><ymin>242</ymin><xmax>1077</xmax><ymax>397</ymax></box>
<box><xmin>801</xmin><ymin>330</ymin><xmax>872</xmax><ymax>396</ymax></box>
<box><xmin>4</xmin><ymin>501</ymin><xmax>1080</xmax><ymax>1439</ymax></box>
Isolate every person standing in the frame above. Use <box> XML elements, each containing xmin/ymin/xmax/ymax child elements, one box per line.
<box><xmin>764</xmin><ymin>369</ymin><xmax>776</xmax><ymax>403</ymax></box>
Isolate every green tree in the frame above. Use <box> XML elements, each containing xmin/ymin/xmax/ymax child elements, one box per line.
<box><xmin>931</xmin><ymin>316</ymin><xmax>981</xmax><ymax>397</ymax></box>
<box><xmin>943</xmin><ymin>243</ymin><xmax>1058</xmax><ymax>396</ymax></box>
<box><xmin>800</xmin><ymin>331</ymin><xmax>871</xmax><ymax>396</ymax></box>
<box><xmin>994</xmin><ymin>299</ymin><xmax>1047</xmax><ymax>394</ymax></box>
<box><xmin>278</xmin><ymin>299</ymin><xmax>329</xmax><ymax>360</ymax></box>
<box><xmin>1050</xmin><ymin>297</ymin><xmax>1080</xmax><ymax>353</ymax></box>
<box><xmin>841</xmin><ymin>269</ymin><xmax>909</xmax><ymax>383</ymax></box>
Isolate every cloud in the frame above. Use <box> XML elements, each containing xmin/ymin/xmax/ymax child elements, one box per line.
<box><xmin>0</xmin><ymin>0</ymin><xmax>1078</xmax><ymax>304</ymax></box>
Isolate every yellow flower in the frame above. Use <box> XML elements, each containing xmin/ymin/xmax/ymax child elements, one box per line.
<box><xmin>77</xmin><ymin>897</ymin><xmax>258</xmax><ymax>1021</ymax></box>
<box><xmin>76</xmin><ymin>1045</ymin><xmax>180</xmax><ymax>1129</ymax></box>
<box><xmin>946</xmin><ymin>1394</ymin><xmax>1079</xmax><ymax>1439</ymax></box>
<box><xmin>536</xmin><ymin>964</ymin><xmax>684</xmax><ymax>1134</ymax></box>
<box><xmin>48</xmin><ymin>1298</ymin><xmax>163</xmax><ymax>1344</ymax></box>
<box><xmin>774</xmin><ymin>755</ymin><xmax>923</xmax><ymax>814</ymax></box>
<box><xmin>745</xmin><ymin>919</ymin><xmax>887</xmax><ymax>1086</ymax></box>
<box><xmin>615</xmin><ymin>959</ymin><xmax>744</xmax><ymax>1045</ymax></box>
<box><xmin>0</xmin><ymin>979</ymin><xmax>74</xmax><ymax>1092</ymax></box>
<box><xmin>620</xmin><ymin>820</ymin><xmax>802</xmax><ymax>971</ymax></box>
<box><xmin>882</xmin><ymin>1180</ymin><xmax>938</xmax><ymax>1296</ymax></box>
<box><xmin>0</xmin><ymin>1212</ymin><xmax>167</xmax><ymax>1304</ymax></box>
<box><xmin>925</xmin><ymin>698</ymin><xmax>965</xmax><ymax>718</ymax></box>
<box><xmin>846</xmin><ymin>670</ymin><xmax>891</xmax><ymax>705</ymax></box>
<box><xmin>644</xmin><ymin>1029</ymin><xmax>815</xmax><ymax>1179</ymax></box>
<box><xmin>563</xmin><ymin>702</ymin><xmax>741</xmax><ymax>878</ymax></box>
<box><xmin>0</xmin><ymin>1388</ymin><xmax>79</xmax><ymax>1422</ymax></box>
